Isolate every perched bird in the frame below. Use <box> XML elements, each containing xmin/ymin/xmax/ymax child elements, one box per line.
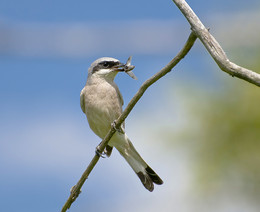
<box><xmin>80</xmin><ymin>57</ymin><xmax>163</xmax><ymax>192</ymax></box>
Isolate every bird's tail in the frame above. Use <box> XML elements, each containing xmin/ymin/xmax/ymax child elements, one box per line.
<box><xmin>112</xmin><ymin>133</ymin><xmax>163</xmax><ymax>192</ymax></box>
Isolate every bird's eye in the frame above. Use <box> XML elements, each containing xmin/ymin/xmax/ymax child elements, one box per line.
<box><xmin>103</xmin><ymin>62</ymin><xmax>109</xmax><ymax>68</ymax></box>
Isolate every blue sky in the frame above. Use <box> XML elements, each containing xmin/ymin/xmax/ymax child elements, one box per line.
<box><xmin>0</xmin><ymin>1</ymin><xmax>260</xmax><ymax>212</ymax></box>
<box><xmin>0</xmin><ymin>0</ymin><xmax>259</xmax><ymax>22</ymax></box>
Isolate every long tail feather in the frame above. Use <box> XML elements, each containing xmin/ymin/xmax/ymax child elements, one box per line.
<box><xmin>112</xmin><ymin>134</ymin><xmax>163</xmax><ymax>192</ymax></box>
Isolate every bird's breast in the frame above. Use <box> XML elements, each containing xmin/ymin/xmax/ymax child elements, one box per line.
<box><xmin>83</xmin><ymin>82</ymin><xmax>122</xmax><ymax>138</ymax></box>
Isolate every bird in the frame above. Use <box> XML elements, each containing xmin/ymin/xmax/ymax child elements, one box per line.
<box><xmin>80</xmin><ymin>57</ymin><xmax>163</xmax><ymax>192</ymax></box>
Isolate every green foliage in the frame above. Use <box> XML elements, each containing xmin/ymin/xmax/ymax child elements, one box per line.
<box><xmin>190</xmin><ymin>84</ymin><xmax>260</xmax><ymax>196</ymax></box>
<box><xmin>162</xmin><ymin>49</ymin><xmax>260</xmax><ymax>205</ymax></box>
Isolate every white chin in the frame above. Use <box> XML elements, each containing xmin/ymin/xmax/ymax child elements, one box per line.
<box><xmin>97</xmin><ymin>68</ymin><xmax>115</xmax><ymax>75</ymax></box>
<box><xmin>97</xmin><ymin>69</ymin><xmax>118</xmax><ymax>79</ymax></box>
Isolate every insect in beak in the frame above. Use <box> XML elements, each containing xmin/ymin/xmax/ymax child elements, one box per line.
<box><xmin>114</xmin><ymin>56</ymin><xmax>137</xmax><ymax>80</ymax></box>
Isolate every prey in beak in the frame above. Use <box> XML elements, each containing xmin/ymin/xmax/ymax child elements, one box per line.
<box><xmin>114</xmin><ymin>56</ymin><xmax>137</xmax><ymax>80</ymax></box>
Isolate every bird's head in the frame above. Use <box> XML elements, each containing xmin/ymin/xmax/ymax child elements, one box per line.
<box><xmin>87</xmin><ymin>57</ymin><xmax>136</xmax><ymax>82</ymax></box>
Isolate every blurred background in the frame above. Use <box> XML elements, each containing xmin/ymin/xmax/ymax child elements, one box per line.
<box><xmin>0</xmin><ymin>0</ymin><xmax>260</xmax><ymax>211</ymax></box>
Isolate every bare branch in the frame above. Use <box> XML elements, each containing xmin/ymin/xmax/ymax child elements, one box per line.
<box><xmin>172</xmin><ymin>0</ymin><xmax>260</xmax><ymax>87</ymax></box>
<box><xmin>60</xmin><ymin>32</ymin><xmax>197</xmax><ymax>212</ymax></box>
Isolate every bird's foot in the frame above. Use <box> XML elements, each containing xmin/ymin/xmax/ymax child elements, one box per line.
<box><xmin>112</xmin><ymin>121</ymin><xmax>125</xmax><ymax>134</ymax></box>
<box><xmin>95</xmin><ymin>146</ymin><xmax>106</xmax><ymax>158</ymax></box>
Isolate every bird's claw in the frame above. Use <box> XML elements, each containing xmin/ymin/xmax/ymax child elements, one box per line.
<box><xmin>112</xmin><ymin>121</ymin><xmax>125</xmax><ymax>134</ymax></box>
<box><xmin>95</xmin><ymin>146</ymin><xmax>106</xmax><ymax>158</ymax></box>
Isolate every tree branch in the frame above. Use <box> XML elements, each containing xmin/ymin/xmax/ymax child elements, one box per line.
<box><xmin>172</xmin><ymin>0</ymin><xmax>260</xmax><ymax>87</ymax></box>
<box><xmin>60</xmin><ymin>31</ymin><xmax>197</xmax><ymax>212</ymax></box>
<box><xmin>61</xmin><ymin>2</ymin><xmax>259</xmax><ymax>210</ymax></box>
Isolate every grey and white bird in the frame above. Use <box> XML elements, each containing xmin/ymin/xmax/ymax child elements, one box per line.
<box><xmin>80</xmin><ymin>57</ymin><xmax>163</xmax><ymax>192</ymax></box>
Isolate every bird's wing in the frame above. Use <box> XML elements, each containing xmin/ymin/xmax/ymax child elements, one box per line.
<box><xmin>80</xmin><ymin>88</ymin><xmax>86</xmax><ymax>114</ymax></box>
<box><xmin>115</xmin><ymin>85</ymin><xmax>124</xmax><ymax>106</ymax></box>
<box><xmin>113</xmin><ymin>83</ymin><xmax>125</xmax><ymax>129</ymax></box>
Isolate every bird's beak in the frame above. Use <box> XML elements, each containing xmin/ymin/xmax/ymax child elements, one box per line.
<box><xmin>114</xmin><ymin>63</ymin><xmax>126</xmax><ymax>72</ymax></box>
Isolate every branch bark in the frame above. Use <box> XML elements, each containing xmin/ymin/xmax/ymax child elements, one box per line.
<box><xmin>60</xmin><ymin>32</ymin><xmax>197</xmax><ymax>212</ymax></box>
<box><xmin>172</xmin><ymin>0</ymin><xmax>260</xmax><ymax>87</ymax></box>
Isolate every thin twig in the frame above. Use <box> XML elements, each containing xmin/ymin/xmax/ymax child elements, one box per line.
<box><xmin>61</xmin><ymin>31</ymin><xmax>197</xmax><ymax>212</ymax></box>
<box><xmin>172</xmin><ymin>0</ymin><xmax>260</xmax><ymax>86</ymax></box>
